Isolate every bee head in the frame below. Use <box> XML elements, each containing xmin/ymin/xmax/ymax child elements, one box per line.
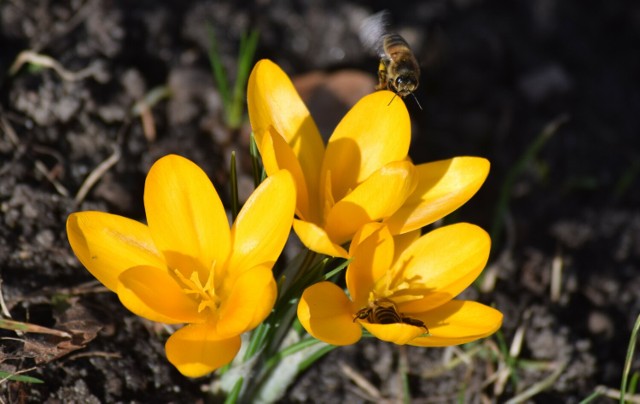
<box><xmin>394</xmin><ymin>75</ymin><xmax>418</xmax><ymax>97</ymax></box>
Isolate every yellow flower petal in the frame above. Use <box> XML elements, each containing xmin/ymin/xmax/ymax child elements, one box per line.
<box><xmin>227</xmin><ymin>170</ymin><xmax>296</xmax><ymax>272</ymax></box>
<box><xmin>165</xmin><ymin>323</ymin><xmax>241</xmax><ymax>378</ymax></box>
<box><xmin>347</xmin><ymin>223</ymin><xmax>394</xmax><ymax>306</ymax></box>
<box><xmin>324</xmin><ymin>161</ymin><xmax>416</xmax><ymax>244</ymax></box>
<box><xmin>359</xmin><ymin>322</ymin><xmax>426</xmax><ymax>345</ymax></box>
<box><xmin>144</xmin><ymin>155</ymin><xmax>230</xmax><ymax>281</ymax></box>
<box><xmin>385</xmin><ymin>223</ymin><xmax>491</xmax><ymax>312</ymax></box>
<box><xmin>248</xmin><ymin>59</ymin><xmax>324</xmax><ymax>205</ymax></box>
<box><xmin>385</xmin><ymin>157</ymin><xmax>490</xmax><ymax>234</ymax></box>
<box><xmin>407</xmin><ymin>300</ymin><xmax>503</xmax><ymax>347</ymax></box>
<box><xmin>117</xmin><ymin>265</ymin><xmax>202</xmax><ymax>324</ymax></box>
<box><xmin>216</xmin><ymin>264</ymin><xmax>276</xmax><ymax>338</ymax></box>
<box><xmin>392</xmin><ymin>229</ymin><xmax>421</xmax><ymax>263</ymax></box>
<box><xmin>66</xmin><ymin>212</ymin><xmax>164</xmax><ymax>292</ymax></box>
<box><xmin>260</xmin><ymin>127</ymin><xmax>314</xmax><ymax>221</ymax></box>
<box><xmin>297</xmin><ymin>282</ymin><xmax>362</xmax><ymax>346</ymax></box>
<box><xmin>322</xmin><ymin>90</ymin><xmax>410</xmax><ymax>201</ymax></box>
<box><xmin>292</xmin><ymin>219</ymin><xmax>349</xmax><ymax>258</ymax></box>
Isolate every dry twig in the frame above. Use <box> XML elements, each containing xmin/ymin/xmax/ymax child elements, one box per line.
<box><xmin>73</xmin><ymin>145</ymin><xmax>121</xmax><ymax>205</ymax></box>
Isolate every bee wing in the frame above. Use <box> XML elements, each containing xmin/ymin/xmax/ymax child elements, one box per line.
<box><xmin>359</xmin><ymin>10</ymin><xmax>390</xmax><ymax>59</ymax></box>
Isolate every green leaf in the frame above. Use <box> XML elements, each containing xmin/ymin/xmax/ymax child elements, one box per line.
<box><xmin>0</xmin><ymin>371</ymin><xmax>44</xmax><ymax>384</ymax></box>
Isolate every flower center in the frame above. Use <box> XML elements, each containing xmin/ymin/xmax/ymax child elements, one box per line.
<box><xmin>172</xmin><ymin>261</ymin><xmax>220</xmax><ymax>314</ymax></box>
<box><xmin>374</xmin><ymin>257</ymin><xmax>429</xmax><ymax>305</ymax></box>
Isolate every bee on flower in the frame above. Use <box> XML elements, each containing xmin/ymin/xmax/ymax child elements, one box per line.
<box><xmin>297</xmin><ymin>222</ymin><xmax>502</xmax><ymax>346</ymax></box>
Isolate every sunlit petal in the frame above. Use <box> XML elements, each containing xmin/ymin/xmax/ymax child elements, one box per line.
<box><xmin>216</xmin><ymin>264</ymin><xmax>276</xmax><ymax>338</ymax></box>
<box><xmin>385</xmin><ymin>223</ymin><xmax>491</xmax><ymax>312</ymax></box>
<box><xmin>166</xmin><ymin>323</ymin><xmax>241</xmax><ymax>378</ymax></box>
<box><xmin>298</xmin><ymin>282</ymin><xmax>362</xmax><ymax>346</ymax></box>
<box><xmin>347</xmin><ymin>223</ymin><xmax>394</xmax><ymax>306</ymax></box>
<box><xmin>292</xmin><ymin>219</ymin><xmax>349</xmax><ymax>258</ymax></box>
<box><xmin>248</xmin><ymin>59</ymin><xmax>324</xmax><ymax>201</ymax></box>
<box><xmin>228</xmin><ymin>170</ymin><xmax>295</xmax><ymax>272</ymax></box>
<box><xmin>67</xmin><ymin>212</ymin><xmax>164</xmax><ymax>292</ymax></box>
<box><xmin>385</xmin><ymin>157</ymin><xmax>490</xmax><ymax>234</ymax></box>
<box><xmin>392</xmin><ymin>229</ymin><xmax>421</xmax><ymax>263</ymax></box>
<box><xmin>360</xmin><ymin>322</ymin><xmax>426</xmax><ymax>345</ymax></box>
<box><xmin>407</xmin><ymin>300</ymin><xmax>503</xmax><ymax>347</ymax></box>
<box><xmin>324</xmin><ymin>161</ymin><xmax>416</xmax><ymax>244</ymax></box>
<box><xmin>144</xmin><ymin>155</ymin><xmax>230</xmax><ymax>280</ymax></box>
<box><xmin>322</xmin><ymin>91</ymin><xmax>410</xmax><ymax>200</ymax></box>
<box><xmin>117</xmin><ymin>265</ymin><xmax>202</xmax><ymax>324</ymax></box>
<box><xmin>260</xmin><ymin>127</ymin><xmax>313</xmax><ymax>221</ymax></box>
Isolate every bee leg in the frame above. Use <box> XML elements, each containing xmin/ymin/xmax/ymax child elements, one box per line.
<box><xmin>375</xmin><ymin>60</ymin><xmax>388</xmax><ymax>91</ymax></box>
<box><xmin>354</xmin><ymin>308</ymin><xmax>372</xmax><ymax>323</ymax></box>
<box><xmin>401</xmin><ymin>316</ymin><xmax>430</xmax><ymax>335</ymax></box>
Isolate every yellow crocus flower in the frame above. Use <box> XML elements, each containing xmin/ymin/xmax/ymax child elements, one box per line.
<box><xmin>298</xmin><ymin>222</ymin><xmax>502</xmax><ymax>346</ymax></box>
<box><xmin>67</xmin><ymin>154</ymin><xmax>296</xmax><ymax>377</ymax></box>
<box><xmin>248</xmin><ymin>59</ymin><xmax>489</xmax><ymax>258</ymax></box>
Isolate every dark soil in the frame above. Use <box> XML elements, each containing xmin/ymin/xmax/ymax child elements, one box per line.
<box><xmin>1</xmin><ymin>0</ymin><xmax>639</xmax><ymax>402</ymax></box>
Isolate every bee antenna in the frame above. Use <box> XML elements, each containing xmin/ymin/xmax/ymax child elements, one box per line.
<box><xmin>387</xmin><ymin>93</ymin><xmax>398</xmax><ymax>106</ymax></box>
<box><xmin>411</xmin><ymin>93</ymin><xmax>423</xmax><ymax>110</ymax></box>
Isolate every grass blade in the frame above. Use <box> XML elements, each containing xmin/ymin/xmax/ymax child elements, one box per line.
<box><xmin>621</xmin><ymin>314</ymin><xmax>640</xmax><ymax>403</ymax></box>
<box><xmin>229</xmin><ymin>151</ymin><xmax>239</xmax><ymax>221</ymax></box>
<box><xmin>208</xmin><ymin>25</ymin><xmax>231</xmax><ymax>108</ymax></box>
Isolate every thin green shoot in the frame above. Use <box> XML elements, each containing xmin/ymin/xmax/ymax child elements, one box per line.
<box><xmin>229</xmin><ymin>151</ymin><xmax>239</xmax><ymax>221</ymax></box>
<box><xmin>244</xmin><ymin>321</ymin><xmax>271</xmax><ymax>361</ymax></box>
<box><xmin>421</xmin><ymin>344</ymin><xmax>484</xmax><ymax>379</ymax></box>
<box><xmin>292</xmin><ymin>317</ymin><xmax>303</xmax><ymax>333</ymax></box>
<box><xmin>489</xmin><ymin>114</ymin><xmax>569</xmax><ymax>256</ymax></box>
<box><xmin>580</xmin><ymin>390</ymin><xmax>603</xmax><ymax>404</ymax></box>
<box><xmin>263</xmin><ymin>298</ymin><xmax>299</xmax><ymax>359</ymax></box>
<box><xmin>249</xmin><ymin>132</ymin><xmax>264</xmax><ymax>187</ymax></box>
<box><xmin>323</xmin><ymin>258</ymin><xmax>351</xmax><ymax>281</ymax></box>
<box><xmin>263</xmin><ymin>337</ymin><xmax>326</xmax><ymax>371</ymax></box>
<box><xmin>297</xmin><ymin>344</ymin><xmax>337</xmax><ymax>373</ymax></box>
<box><xmin>230</xmin><ymin>29</ymin><xmax>259</xmax><ymax>128</ymax></box>
<box><xmin>208</xmin><ymin>25</ymin><xmax>231</xmax><ymax>112</ymax></box>
<box><xmin>494</xmin><ymin>330</ymin><xmax>520</xmax><ymax>387</ymax></box>
<box><xmin>457</xmin><ymin>384</ymin><xmax>467</xmax><ymax>404</ymax></box>
<box><xmin>629</xmin><ymin>372</ymin><xmax>640</xmax><ymax>395</ymax></box>
<box><xmin>278</xmin><ymin>251</ymin><xmax>321</xmax><ymax>306</ymax></box>
<box><xmin>504</xmin><ymin>361</ymin><xmax>566</xmax><ymax>404</ymax></box>
<box><xmin>478</xmin><ymin>114</ymin><xmax>569</xmax><ymax>288</ymax></box>
<box><xmin>613</xmin><ymin>159</ymin><xmax>640</xmax><ymax>202</ymax></box>
<box><xmin>398</xmin><ymin>346</ymin><xmax>412</xmax><ymax>404</ymax></box>
<box><xmin>0</xmin><ymin>371</ymin><xmax>44</xmax><ymax>384</ymax></box>
<box><xmin>621</xmin><ymin>314</ymin><xmax>640</xmax><ymax>403</ymax></box>
<box><xmin>208</xmin><ymin>27</ymin><xmax>260</xmax><ymax>129</ymax></box>
<box><xmin>131</xmin><ymin>85</ymin><xmax>171</xmax><ymax>116</ymax></box>
<box><xmin>223</xmin><ymin>377</ymin><xmax>244</xmax><ymax>404</ymax></box>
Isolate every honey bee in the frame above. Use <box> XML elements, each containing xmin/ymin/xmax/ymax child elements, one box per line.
<box><xmin>360</xmin><ymin>11</ymin><xmax>422</xmax><ymax>109</ymax></box>
<box><xmin>353</xmin><ymin>298</ymin><xmax>429</xmax><ymax>334</ymax></box>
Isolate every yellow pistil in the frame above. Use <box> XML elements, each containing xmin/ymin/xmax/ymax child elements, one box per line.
<box><xmin>375</xmin><ymin>258</ymin><xmax>430</xmax><ymax>305</ymax></box>
<box><xmin>172</xmin><ymin>266</ymin><xmax>220</xmax><ymax>314</ymax></box>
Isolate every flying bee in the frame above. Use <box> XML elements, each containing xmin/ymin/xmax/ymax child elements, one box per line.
<box><xmin>353</xmin><ymin>298</ymin><xmax>429</xmax><ymax>334</ymax></box>
<box><xmin>359</xmin><ymin>11</ymin><xmax>422</xmax><ymax>109</ymax></box>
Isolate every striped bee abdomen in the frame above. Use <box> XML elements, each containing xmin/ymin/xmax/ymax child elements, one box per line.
<box><xmin>353</xmin><ymin>298</ymin><xmax>429</xmax><ymax>334</ymax></box>
<box><xmin>370</xmin><ymin>305</ymin><xmax>403</xmax><ymax>324</ymax></box>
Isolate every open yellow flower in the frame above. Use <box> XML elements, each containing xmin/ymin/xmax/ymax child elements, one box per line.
<box><xmin>248</xmin><ymin>59</ymin><xmax>490</xmax><ymax>258</ymax></box>
<box><xmin>297</xmin><ymin>222</ymin><xmax>502</xmax><ymax>346</ymax></box>
<box><xmin>66</xmin><ymin>154</ymin><xmax>296</xmax><ymax>377</ymax></box>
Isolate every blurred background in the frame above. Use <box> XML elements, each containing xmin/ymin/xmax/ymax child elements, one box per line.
<box><xmin>1</xmin><ymin>0</ymin><xmax>639</xmax><ymax>401</ymax></box>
